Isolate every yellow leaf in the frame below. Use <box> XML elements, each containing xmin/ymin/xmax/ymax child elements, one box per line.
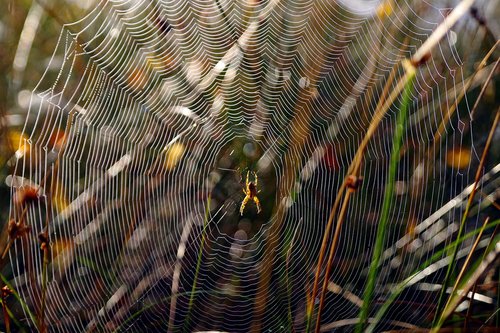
<box><xmin>8</xmin><ymin>130</ymin><xmax>29</xmax><ymax>159</ymax></box>
<box><xmin>446</xmin><ymin>147</ymin><xmax>472</xmax><ymax>170</ymax></box>
<box><xmin>52</xmin><ymin>238</ymin><xmax>74</xmax><ymax>259</ymax></box>
<box><xmin>164</xmin><ymin>142</ymin><xmax>185</xmax><ymax>170</ymax></box>
<box><xmin>127</xmin><ymin>69</ymin><xmax>147</xmax><ymax>91</ymax></box>
<box><xmin>52</xmin><ymin>179</ymin><xmax>69</xmax><ymax>213</ymax></box>
<box><xmin>377</xmin><ymin>0</ymin><xmax>393</xmax><ymax>19</ymax></box>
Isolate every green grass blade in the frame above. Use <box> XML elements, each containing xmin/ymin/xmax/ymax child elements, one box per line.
<box><xmin>0</xmin><ymin>274</ymin><xmax>37</xmax><ymax>328</ymax></box>
<box><xmin>183</xmin><ymin>193</ymin><xmax>211</xmax><ymax>332</ymax></box>
<box><xmin>356</xmin><ymin>64</ymin><xmax>416</xmax><ymax>333</ymax></box>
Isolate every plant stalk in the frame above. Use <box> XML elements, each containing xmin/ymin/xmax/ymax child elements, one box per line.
<box><xmin>356</xmin><ymin>60</ymin><xmax>416</xmax><ymax>333</ymax></box>
<box><xmin>432</xmin><ymin>108</ymin><xmax>499</xmax><ymax>327</ymax></box>
<box><xmin>183</xmin><ymin>193</ymin><xmax>211</xmax><ymax>332</ymax></box>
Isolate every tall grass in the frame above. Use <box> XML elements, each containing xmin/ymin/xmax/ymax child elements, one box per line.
<box><xmin>356</xmin><ymin>60</ymin><xmax>416</xmax><ymax>333</ymax></box>
<box><xmin>433</xmin><ymin>108</ymin><xmax>500</xmax><ymax>330</ymax></box>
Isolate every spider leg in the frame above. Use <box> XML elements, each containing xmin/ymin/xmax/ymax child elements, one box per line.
<box><xmin>253</xmin><ymin>196</ymin><xmax>262</xmax><ymax>214</ymax></box>
<box><xmin>246</xmin><ymin>171</ymin><xmax>249</xmax><ymax>188</ymax></box>
<box><xmin>240</xmin><ymin>196</ymin><xmax>250</xmax><ymax>216</ymax></box>
<box><xmin>253</xmin><ymin>171</ymin><xmax>258</xmax><ymax>187</ymax></box>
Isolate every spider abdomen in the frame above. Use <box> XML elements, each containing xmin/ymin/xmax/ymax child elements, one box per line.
<box><xmin>248</xmin><ymin>182</ymin><xmax>257</xmax><ymax>197</ymax></box>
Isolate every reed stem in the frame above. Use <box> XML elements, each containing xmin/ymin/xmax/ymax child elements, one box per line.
<box><xmin>432</xmin><ymin>108</ymin><xmax>499</xmax><ymax>327</ymax></box>
<box><xmin>356</xmin><ymin>60</ymin><xmax>415</xmax><ymax>333</ymax></box>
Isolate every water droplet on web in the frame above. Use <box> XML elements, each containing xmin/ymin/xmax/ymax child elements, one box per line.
<box><xmin>299</xmin><ymin>76</ymin><xmax>310</xmax><ymax>88</ymax></box>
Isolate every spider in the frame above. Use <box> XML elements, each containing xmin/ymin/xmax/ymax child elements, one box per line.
<box><xmin>240</xmin><ymin>171</ymin><xmax>262</xmax><ymax>215</ymax></box>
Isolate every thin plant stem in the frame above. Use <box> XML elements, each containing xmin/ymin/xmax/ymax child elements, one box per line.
<box><xmin>365</xmin><ymin>220</ymin><xmax>499</xmax><ymax>333</ymax></box>
<box><xmin>426</xmin><ymin>41</ymin><xmax>498</xmax><ymax>162</ymax></box>
<box><xmin>1</xmin><ymin>294</ymin><xmax>10</xmax><ymax>333</ymax></box>
<box><xmin>497</xmin><ymin>272</ymin><xmax>500</xmax><ymax>328</ymax></box>
<box><xmin>470</xmin><ymin>56</ymin><xmax>499</xmax><ymax>119</ymax></box>
<box><xmin>39</xmin><ymin>237</ymin><xmax>50</xmax><ymax>333</ymax></box>
<box><xmin>496</xmin><ymin>268</ymin><xmax>500</xmax><ymax>327</ymax></box>
<box><xmin>306</xmin><ymin>63</ymin><xmax>407</xmax><ymax>332</ymax></box>
<box><xmin>443</xmin><ymin>217</ymin><xmax>490</xmax><ymax>312</ymax></box>
<box><xmin>411</xmin><ymin>0</ymin><xmax>476</xmax><ymax>65</ymax></box>
<box><xmin>0</xmin><ymin>292</ymin><xmax>23</xmax><ymax>331</ymax></box>
<box><xmin>0</xmin><ymin>275</ymin><xmax>37</xmax><ymax>328</ymax></box>
<box><xmin>314</xmin><ymin>187</ymin><xmax>353</xmax><ymax>333</ymax></box>
<box><xmin>355</xmin><ymin>60</ymin><xmax>416</xmax><ymax>333</ymax></box>
<box><xmin>253</xmin><ymin>3</ymin><xmax>341</xmax><ymax>330</ymax></box>
<box><xmin>432</xmin><ymin>108</ymin><xmax>500</xmax><ymax>326</ymax></box>
<box><xmin>432</xmin><ymin>231</ymin><xmax>500</xmax><ymax>332</ymax></box>
<box><xmin>433</xmin><ymin>217</ymin><xmax>491</xmax><ymax>331</ymax></box>
<box><xmin>420</xmin><ymin>219</ymin><xmax>500</xmax><ymax>270</ymax></box>
<box><xmin>463</xmin><ymin>280</ymin><xmax>478</xmax><ymax>331</ymax></box>
<box><xmin>183</xmin><ymin>193</ymin><xmax>211</xmax><ymax>332</ymax></box>
<box><xmin>285</xmin><ymin>219</ymin><xmax>302</xmax><ymax>333</ymax></box>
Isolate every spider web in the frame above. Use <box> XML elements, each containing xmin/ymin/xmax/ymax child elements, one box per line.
<box><xmin>7</xmin><ymin>0</ymin><xmax>499</xmax><ymax>332</ymax></box>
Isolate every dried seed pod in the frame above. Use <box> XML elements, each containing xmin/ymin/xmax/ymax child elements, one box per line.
<box><xmin>14</xmin><ymin>186</ymin><xmax>40</xmax><ymax>206</ymax></box>
<box><xmin>8</xmin><ymin>219</ymin><xmax>31</xmax><ymax>240</ymax></box>
<box><xmin>1</xmin><ymin>286</ymin><xmax>11</xmax><ymax>298</ymax></box>
<box><xmin>411</xmin><ymin>51</ymin><xmax>431</xmax><ymax>67</ymax></box>
<box><xmin>38</xmin><ymin>231</ymin><xmax>49</xmax><ymax>251</ymax></box>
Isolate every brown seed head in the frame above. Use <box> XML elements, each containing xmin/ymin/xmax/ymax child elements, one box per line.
<box><xmin>410</xmin><ymin>52</ymin><xmax>431</xmax><ymax>67</ymax></box>
<box><xmin>346</xmin><ymin>175</ymin><xmax>363</xmax><ymax>191</ymax></box>
<box><xmin>8</xmin><ymin>220</ymin><xmax>31</xmax><ymax>240</ymax></box>
<box><xmin>38</xmin><ymin>232</ymin><xmax>49</xmax><ymax>251</ymax></box>
<box><xmin>1</xmin><ymin>286</ymin><xmax>11</xmax><ymax>298</ymax></box>
<box><xmin>14</xmin><ymin>186</ymin><xmax>40</xmax><ymax>206</ymax></box>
